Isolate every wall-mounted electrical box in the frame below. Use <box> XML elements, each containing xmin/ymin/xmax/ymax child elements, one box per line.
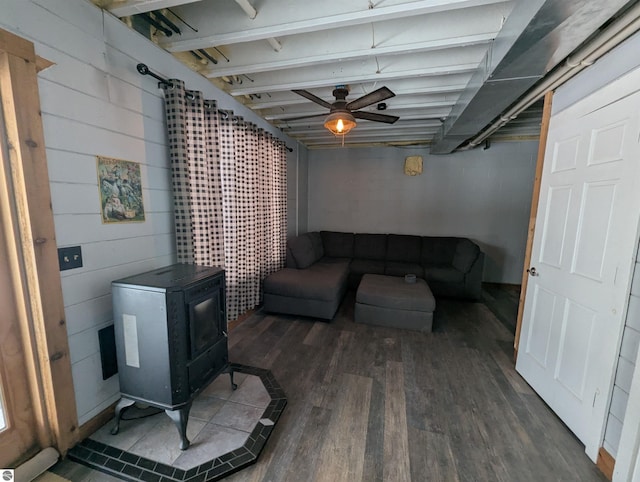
<box><xmin>58</xmin><ymin>246</ymin><xmax>83</xmax><ymax>271</ymax></box>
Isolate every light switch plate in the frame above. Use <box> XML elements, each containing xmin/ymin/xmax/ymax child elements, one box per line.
<box><xmin>58</xmin><ymin>246</ymin><xmax>83</xmax><ymax>271</ymax></box>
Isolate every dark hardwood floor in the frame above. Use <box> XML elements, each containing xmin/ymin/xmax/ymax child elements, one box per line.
<box><xmin>53</xmin><ymin>284</ymin><xmax>606</xmax><ymax>481</ymax></box>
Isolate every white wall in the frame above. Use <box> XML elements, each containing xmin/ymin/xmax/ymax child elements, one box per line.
<box><xmin>2</xmin><ymin>0</ymin><xmax>298</xmax><ymax>426</ymax></box>
<box><xmin>604</xmin><ymin>241</ymin><xmax>640</xmax><ymax>457</ymax></box>
<box><xmin>307</xmin><ymin>142</ymin><xmax>537</xmax><ymax>283</ymax></box>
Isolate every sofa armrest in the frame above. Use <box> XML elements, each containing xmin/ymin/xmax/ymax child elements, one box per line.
<box><xmin>464</xmin><ymin>251</ymin><xmax>484</xmax><ymax>301</ymax></box>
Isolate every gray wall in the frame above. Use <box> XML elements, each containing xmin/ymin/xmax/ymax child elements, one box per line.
<box><xmin>307</xmin><ymin>142</ymin><xmax>538</xmax><ymax>284</ymax></box>
<box><xmin>287</xmin><ymin>143</ymin><xmax>309</xmax><ymax>237</ymax></box>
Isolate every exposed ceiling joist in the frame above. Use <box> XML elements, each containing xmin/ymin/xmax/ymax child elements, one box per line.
<box><xmin>233</xmin><ymin>0</ymin><xmax>256</xmax><ymax>19</ymax></box>
<box><xmin>159</xmin><ymin>0</ymin><xmax>511</xmax><ymax>51</ymax></box>
<box><xmin>262</xmin><ymin>99</ymin><xmax>455</xmax><ymax>121</ymax></box>
<box><xmin>96</xmin><ymin>0</ymin><xmax>636</xmax><ymax>149</ymax></box>
<box><xmin>282</xmin><ymin>120</ymin><xmax>443</xmax><ymax>135</ymax></box>
<box><xmin>225</xmin><ymin>46</ymin><xmax>486</xmax><ymax>95</ymax></box>
<box><xmin>245</xmin><ymin>84</ymin><xmax>464</xmax><ymax>115</ymax></box>
<box><xmin>106</xmin><ymin>0</ymin><xmax>200</xmax><ymax>17</ymax></box>
<box><xmin>200</xmin><ymin>32</ymin><xmax>495</xmax><ymax>78</ymax></box>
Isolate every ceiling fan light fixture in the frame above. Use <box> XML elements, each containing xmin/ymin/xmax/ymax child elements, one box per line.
<box><xmin>324</xmin><ymin>111</ymin><xmax>357</xmax><ymax>135</ymax></box>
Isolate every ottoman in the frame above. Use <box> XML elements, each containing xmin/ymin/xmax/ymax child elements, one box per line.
<box><xmin>355</xmin><ymin>274</ymin><xmax>435</xmax><ymax>332</ymax></box>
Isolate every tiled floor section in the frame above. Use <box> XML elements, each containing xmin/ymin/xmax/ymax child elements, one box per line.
<box><xmin>68</xmin><ymin>364</ymin><xmax>286</xmax><ymax>481</ymax></box>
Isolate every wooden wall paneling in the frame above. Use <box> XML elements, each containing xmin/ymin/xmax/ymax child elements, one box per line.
<box><xmin>60</xmin><ymin>256</ymin><xmax>174</xmax><ymax>307</ymax></box>
<box><xmin>609</xmin><ymin>386</ymin><xmax>630</xmax><ymax>422</ymax></box>
<box><xmin>46</xmin><ymin>151</ymin><xmax>102</xmax><ymax>184</ymax></box>
<box><xmin>614</xmin><ymin>331</ymin><xmax>640</xmax><ymax>480</ymax></box>
<box><xmin>71</xmin><ymin>235</ymin><xmax>175</xmax><ymax>272</ymax></box>
<box><xmin>52</xmin><ymin>213</ymin><xmax>174</xmax><ymax>247</ymax></box>
<box><xmin>513</xmin><ymin>91</ymin><xmax>554</xmax><ymax>360</ymax></box>
<box><xmin>603</xmin><ymin>414</ymin><xmax>623</xmax><ymax>456</ymax></box>
<box><xmin>64</xmin><ymin>295</ymin><xmax>113</xmax><ymax>338</ymax></box>
<box><xmin>0</xmin><ymin>27</ymin><xmax>79</xmax><ymax>455</ymax></box>
<box><xmin>72</xmin><ymin>355</ymin><xmax>120</xmax><ymax>425</ymax></box>
<box><xmin>615</xmin><ymin>357</ymin><xmax>636</xmax><ymax>392</ymax></box>
<box><xmin>42</xmin><ymin>115</ymin><xmax>149</xmax><ymax>158</ymax></box>
<box><xmin>3</xmin><ymin>2</ymin><xmax>107</xmax><ymax>71</ymax></box>
<box><xmin>38</xmin><ymin>51</ymin><xmax>112</xmax><ymax>102</ymax></box>
<box><xmin>619</xmin><ymin>328</ymin><xmax>640</xmax><ymax>361</ymax></box>
<box><xmin>37</xmin><ymin>79</ymin><xmax>166</xmax><ymax>144</ymax></box>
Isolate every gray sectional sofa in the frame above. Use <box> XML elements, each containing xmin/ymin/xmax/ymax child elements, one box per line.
<box><xmin>263</xmin><ymin>231</ymin><xmax>484</xmax><ymax>320</ymax></box>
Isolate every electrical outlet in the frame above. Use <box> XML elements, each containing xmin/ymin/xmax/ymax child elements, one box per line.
<box><xmin>58</xmin><ymin>246</ymin><xmax>83</xmax><ymax>271</ymax></box>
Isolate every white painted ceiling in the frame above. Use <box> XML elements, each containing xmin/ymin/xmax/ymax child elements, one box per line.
<box><xmin>94</xmin><ymin>0</ymin><xmax>636</xmax><ymax>150</ymax></box>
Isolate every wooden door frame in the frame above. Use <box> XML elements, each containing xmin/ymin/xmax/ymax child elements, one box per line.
<box><xmin>0</xmin><ymin>28</ymin><xmax>79</xmax><ymax>463</ymax></box>
<box><xmin>513</xmin><ymin>91</ymin><xmax>554</xmax><ymax>361</ymax></box>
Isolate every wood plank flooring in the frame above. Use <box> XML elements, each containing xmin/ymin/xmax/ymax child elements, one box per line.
<box><xmin>52</xmin><ymin>285</ymin><xmax>606</xmax><ymax>481</ymax></box>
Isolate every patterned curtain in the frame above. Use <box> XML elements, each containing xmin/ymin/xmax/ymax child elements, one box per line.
<box><xmin>163</xmin><ymin>80</ymin><xmax>287</xmax><ymax>320</ymax></box>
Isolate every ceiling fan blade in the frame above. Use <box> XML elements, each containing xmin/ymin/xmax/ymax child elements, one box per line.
<box><xmin>353</xmin><ymin>111</ymin><xmax>400</xmax><ymax>124</ymax></box>
<box><xmin>282</xmin><ymin>113</ymin><xmax>327</xmax><ymax>122</ymax></box>
<box><xmin>292</xmin><ymin>90</ymin><xmax>332</xmax><ymax>109</ymax></box>
<box><xmin>346</xmin><ymin>86</ymin><xmax>396</xmax><ymax>111</ymax></box>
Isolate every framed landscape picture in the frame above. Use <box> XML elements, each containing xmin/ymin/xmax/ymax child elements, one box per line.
<box><xmin>96</xmin><ymin>156</ymin><xmax>146</xmax><ymax>223</ymax></box>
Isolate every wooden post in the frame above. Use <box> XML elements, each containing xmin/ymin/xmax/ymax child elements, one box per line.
<box><xmin>0</xmin><ymin>28</ymin><xmax>79</xmax><ymax>455</ymax></box>
<box><xmin>513</xmin><ymin>91</ymin><xmax>554</xmax><ymax>362</ymax></box>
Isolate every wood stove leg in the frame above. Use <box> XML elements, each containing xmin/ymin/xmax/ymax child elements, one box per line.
<box><xmin>223</xmin><ymin>364</ymin><xmax>237</xmax><ymax>390</ymax></box>
<box><xmin>165</xmin><ymin>403</ymin><xmax>192</xmax><ymax>450</ymax></box>
<box><xmin>111</xmin><ymin>397</ymin><xmax>136</xmax><ymax>435</ymax></box>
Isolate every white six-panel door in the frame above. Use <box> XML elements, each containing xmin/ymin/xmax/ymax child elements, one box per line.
<box><xmin>516</xmin><ymin>74</ymin><xmax>640</xmax><ymax>461</ymax></box>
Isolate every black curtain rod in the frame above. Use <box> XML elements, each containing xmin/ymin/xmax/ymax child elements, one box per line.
<box><xmin>137</xmin><ymin>63</ymin><xmax>172</xmax><ymax>87</ymax></box>
<box><xmin>136</xmin><ymin>63</ymin><xmax>293</xmax><ymax>152</ymax></box>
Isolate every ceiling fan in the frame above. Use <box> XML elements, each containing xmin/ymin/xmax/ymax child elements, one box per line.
<box><xmin>291</xmin><ymin>85</ymin><xmax>400</xmax><ymax>136</ymax></box>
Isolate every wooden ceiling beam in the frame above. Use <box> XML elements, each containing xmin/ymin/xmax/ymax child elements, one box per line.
<box><xmin>160</xmin><ymin>0</ymin><xmax>511</xmax><ymax>51</ymax></box>
<box><xmin>225</xmin><ymin>46</ymin><xmax>484</xmax><ymax>95</ymax></box>
<box><xmin>106</xmin><ymin>0</ymin><xmax>201</xmax><ymax>17</ymax></box>
<box><xmin>201</xmin><ymin>33</ymin><xmax>495</xmax><ymax>78</ymax></box>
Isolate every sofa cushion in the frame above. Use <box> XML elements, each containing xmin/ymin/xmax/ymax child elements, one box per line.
<box><xmin>452</xmin><ymin>239</ymin><xmax>480</xmax><ymax>273</ymax></box>
<box><xmin>385</xmin><ymin>262</ymin><xmax>424</xmax><ymax>278</ymax></box>
<box><xmin>424</xmin><ymin>266</ymin><xmax>465</xmax><ymax>284</ymax></box>
<box><xmin>321</xmin><ymin>231</ymin><xmax>354</xmax><ymax>258</ymax></box>
<box><xmin>288</xmin><ymin>233</ymin><xmax>320</xmax><ymax>269</ymax></box>
<box><xmin>263</xmin><ymin>261</ymin><xmax>349</xmax><ymax>301</ymax></box>
<box><xmin>354</xmin><ymin>233</ymin><xmax>387</xmax><ymax>260</ymax></box>
<box><xmin>286</xmin><ymin>247</ymin><xmax>296</xmax><ymax>268</ymax></box>
<box><xmin>308</xmin><ymin>231</ymin><xmax>324</xmax><ymax>260</ymax></box>
<box><xmin>320</xmin><ymin>256</ymin><xmax>352</xmax><ymax>265</ymax></box>
<box><xmin>421</xmin><ymin>237</ymin><xmax>458</xmax><ymax>265</ymax></box>
<box><xmin>387</xmin><ymin>234</ymin><xmax>422</xmax><ymax>263</ymax></box>
<box><xmin>350</xmin><ymin>259</ymin><xmax>386</xmax><ymax>275</ymax></box>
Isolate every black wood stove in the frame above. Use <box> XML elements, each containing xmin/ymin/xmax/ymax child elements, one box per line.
<box><xmin>110</xmin><ymin>263</ymin><xmax>235</xmax><ymax>450</ymax></box>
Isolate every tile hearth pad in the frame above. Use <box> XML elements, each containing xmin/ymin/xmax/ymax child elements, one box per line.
<box><xmin>68</xmin><ymin>364</ymin><xmax>286</xmax><ymax>482</ymax></box>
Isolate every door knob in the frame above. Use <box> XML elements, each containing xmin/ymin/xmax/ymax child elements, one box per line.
<box><xmin>527</xmin><ymin>267</ymin><xmax>538</xmax><ymax>277</ymax></box>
